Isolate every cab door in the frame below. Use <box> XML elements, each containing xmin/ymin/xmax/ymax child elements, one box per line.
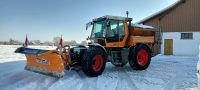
<box><xmin>105</xmin><ymin>20</ymin><xmax>127</xmax><ymax>47</ymax></box>
<box><xmin>106</xmin><ymin>20</ymin><xmax>119</xmax><ymax>43</ymax></box>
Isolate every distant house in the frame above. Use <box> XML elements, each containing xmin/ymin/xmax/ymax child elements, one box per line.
<box><xmin>138</xmin><ymin>0</ymin><xmax>200</xmax><ymax>56</ymax></box>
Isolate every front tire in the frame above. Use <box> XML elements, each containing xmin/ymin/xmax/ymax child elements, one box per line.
<box><xmin>129</xmin><ymin>45</ymin><xmax>151</xmax><ymax>70</ymax></box>
<box><xmin>81</xmin><ymin>47</ymin><xmax>106</xmax><ymax>77</ymax></box>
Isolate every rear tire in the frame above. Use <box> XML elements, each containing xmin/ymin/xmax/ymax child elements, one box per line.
<box><xmin>81</xmin><ymin>47</ymin><xmax>106</xmax><ymax>77</ymax></box>
<box><xmin>129</xmin><ymin>44</ymin><xmax>151</xmax><ymax>70</ymax></box>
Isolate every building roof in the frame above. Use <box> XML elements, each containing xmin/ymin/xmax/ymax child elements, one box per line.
<box><xmin>138</xmin><ymin>0</ymin><xmax>185</xmax><ymax>23</ymax></box>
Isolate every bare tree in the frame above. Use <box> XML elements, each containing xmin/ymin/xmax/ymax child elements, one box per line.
<box><xmin>32</xmin><ymin>40</ymin><xmax>41</xmax><ymax>45</ymax></box>
<box><xmin>69</xmin><ymin>40</ymin><xmax>77</xmax><ymax>45</ymax></box>
<box><xmin>9</xmin><ymin>38</ymin><xmax>14</xmax><ymax>45</ymax></box>
<box><xmin>63</xmin><ymin>40</ymin><xmax>77</xmax><ymax>46</ymax></box>
<box><xmin>44</xmin><ymin>41</ymin><xmax>53</xmax><ymax>46</ymax></box>
<box><xmin>53</xmin><ymin>37</ymin><xmax>60</xmax><ymax>46</ymax></box>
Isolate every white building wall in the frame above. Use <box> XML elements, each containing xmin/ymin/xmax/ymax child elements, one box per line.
<box><xmin>161</xmin><ymin>32</ymin><xmax>200</xmax><ymax>56</ymax></box>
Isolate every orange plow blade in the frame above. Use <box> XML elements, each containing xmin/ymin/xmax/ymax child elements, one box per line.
<box><xmin>15</xmin><ymin>47</ymin><xmax>65</xmax><ymax>78</ymax></box>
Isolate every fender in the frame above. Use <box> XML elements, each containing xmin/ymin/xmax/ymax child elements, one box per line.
<box><xmin>88</xmin><ymin>43</ymin><xmax>107</xmax><ymax>55</ymax></box>
<box><xmin>136</xmin><ymin>43</ymin><xmax>151</xmax><ymax>51</ymax></box>
<box><xmin>128</xmin><ymin>43</ymin><xmax>151</xmax><ymax>54</ymax></box>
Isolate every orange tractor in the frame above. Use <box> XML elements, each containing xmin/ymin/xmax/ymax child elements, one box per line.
<box><xmin>15</xmin><ymin>15</ymin><xmax>156</xmax><ymax>77</ymax></box>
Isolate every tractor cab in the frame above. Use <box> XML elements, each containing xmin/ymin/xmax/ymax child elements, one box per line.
<box><xmin>87</xmin><ymin>15</ymin><xmax>132</xmax><ymax>47</ymax></box>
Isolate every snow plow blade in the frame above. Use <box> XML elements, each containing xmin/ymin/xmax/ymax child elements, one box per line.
<box><xmin>15</xmin><ymin>47</ymin><xmax>65</xmax><ymax>78</ymax></box>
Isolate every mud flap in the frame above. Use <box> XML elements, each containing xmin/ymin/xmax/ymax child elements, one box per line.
<box><xmin>15</xmin><ymin>47</ymin><xmax>65</xmax><ymax>78</ymax></box>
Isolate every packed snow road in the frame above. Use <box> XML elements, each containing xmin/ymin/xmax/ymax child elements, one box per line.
<box><xmin>0</xmin><ymin>45</ymin><xmax>198</xmax><ymax>90</ymax></box>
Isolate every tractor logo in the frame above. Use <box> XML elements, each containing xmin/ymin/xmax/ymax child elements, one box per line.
<box><xmin>36</xmin><ymin>58</ymin><xmax>50</xmax><ymax>65</ymax></box>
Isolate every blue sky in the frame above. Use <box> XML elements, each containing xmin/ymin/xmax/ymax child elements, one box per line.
<box><xmin>0</xmin><ymin>0</ymin><xmax>177</xmax><ymax>43</ymax></box>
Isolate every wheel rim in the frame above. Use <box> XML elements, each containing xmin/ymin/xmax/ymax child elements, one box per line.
<box><xmin>92</xmin><ymin>54</ymin><xmax>103</xmax><ymax>72</ymax></box>
<box><xmin>137</xmin><ymin>49</ymin><xmax>148</xmax><ymax>66</ymax></box>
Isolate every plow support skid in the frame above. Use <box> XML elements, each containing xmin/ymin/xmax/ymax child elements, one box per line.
<box><xmin>15</xmin><ymin>47</ymin><xmax>65</xmax><ymax>78</ymax></box>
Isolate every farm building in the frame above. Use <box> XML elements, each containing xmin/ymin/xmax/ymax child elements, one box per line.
<box><xmin>138</xmin><ymin>0</ymin><xmax>200</xmax><ymax>56</ymax></box>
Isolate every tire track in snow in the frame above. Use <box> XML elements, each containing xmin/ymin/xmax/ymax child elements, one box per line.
<box><xmin>96</xmin><ymin>64</ymin><xmax>119</xmax><ymax>90</ymax></box>
<box><xmin>42</xmin><ymin>78</ymin><xmax>59</xmax><ymax>90</ymax></box>
<box><xmin>0</xmin><ymin>70</ymin><xmax>59</xmax><ymax>90</ymax></box>
<box><xmin>116</xmin><ymin>67</ymin><xmax>138</xmax><ymax>90</ymax></box>
<box><xmin>15</xmin><ymin>72</ymin><xmax>60</xmax><ymax>90</ymax></box>
<box><xmin>163</xmin><ymin>61</ymin><xmax>197</xmax><ymax>90</ymax></box>
<box><xmin>77</xmin><ymin>71</ymin><xmax>98</xmax><ymax>90</ymax></box>
<box><xmin>0</xmin><ymin>71</ymin><xmax>33</xmax><ymax>89</ymax></box>
<box><xmin>48</xmin><ymin>71</ymin><xmax>83</xmax><ymax>90</ymax></box>
<box><xmin>162</xmin><ymin>62</ymin><xmax>179</xmax><ymax>90</ymax></box>
<box><xmin>0</xmin><ymin>61</ymin><xmax>25</xmax><ymax>80</ymax></box>
<box><xmin>27</xmin><ymin>75</ymin><xmax>60</xmax><ymax>90</ymax></box>
<box><xmin>64</xmin><ymin>71</ymin><xmax>98</xmax><ymax>90</ymax></box>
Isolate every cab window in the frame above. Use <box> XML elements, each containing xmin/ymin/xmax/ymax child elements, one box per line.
<box><xmin>91</xmin><ymin>21</ymin><xmax>105</xmax><ymax>38</ymax></box>
<box><xmin>118</xmin><ymin>21</ymin><xmax>125</xmax><ymax>41</ymax></box>
<box><xmin>107</xmin><ymin>20</ymin><xmax>118</xmax><ymax>38</ymax></box>
<box><xmin>106</xmin><ymin>20</ymin><xmax>125</xmax><ymax>42</ymax></box>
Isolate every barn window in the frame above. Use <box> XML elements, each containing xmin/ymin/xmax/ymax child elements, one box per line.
<box><xmin>181</xmin><ymin>33</ymin><xmax>193</xmax><ymax>39</ymax></box>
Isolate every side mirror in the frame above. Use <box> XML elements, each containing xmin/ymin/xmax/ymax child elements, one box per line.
<box><xmin>86</xmin><ymin>22</ymin><xmax>93</xmax><ymax>30</ymax></box>
<box><xmin>86</xmin><ymin>24</ymin><xmax>89</xmax><ymax>30</ymax></box>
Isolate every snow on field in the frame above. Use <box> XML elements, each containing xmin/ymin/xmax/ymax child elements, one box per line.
<box><xmin>0</xmin><ymin>45</ymin><xmax>198</xmax><ymax>90</ymax></box>
<box><xmin>0</xmin><ymin>45</ymin><xmax>56</xmax><ymax>63</ymax></box>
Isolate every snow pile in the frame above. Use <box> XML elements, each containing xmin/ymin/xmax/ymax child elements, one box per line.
<box><xmin>0</xmin><ymin>45</ymin><xmax>198</xmax><ymax>90</ymax></box>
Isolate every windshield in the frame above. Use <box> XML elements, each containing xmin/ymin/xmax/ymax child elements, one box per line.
<box><xmin>91</xmin><ymin>21</ymin><xmax>105</xmax><ymax>38</ymax></box>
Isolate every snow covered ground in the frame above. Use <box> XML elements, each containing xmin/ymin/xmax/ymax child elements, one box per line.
<box><xmin>0</xmin><ymin>45</ymin><xmax>198</xmax><ymax>90</ymax></box>
<box><xmin>198</xmin><ymin>45</ymin><xmax>200</xmax><ymax>90</ymax></box>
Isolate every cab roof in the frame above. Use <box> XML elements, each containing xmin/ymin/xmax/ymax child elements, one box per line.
<box><xmin>92</xmin><ymin>15</ymin><xmax>132</xmax><ymax>22</ymax></box>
